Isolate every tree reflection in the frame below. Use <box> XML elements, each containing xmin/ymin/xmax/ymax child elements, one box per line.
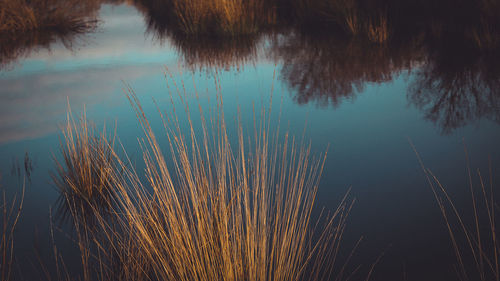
<box><xmin>272</xmin><ymin>32</ymin><xmax>422</xmax><ymax>107</ymax></box>
<box><xmin>1</xmin><ymin>0</ymin><xmax>500</xmax><ymax>134</ymax></box>
<box><xmin>409</xmin><ymin>46</ymin><xmax>500</xmax><ymax>134</ymax></box>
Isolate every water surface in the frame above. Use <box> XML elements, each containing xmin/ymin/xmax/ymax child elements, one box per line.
<box><xmin>0</xmin><ymin>3</ymin><xmax>499</xmax><ymax>281</ymax></box>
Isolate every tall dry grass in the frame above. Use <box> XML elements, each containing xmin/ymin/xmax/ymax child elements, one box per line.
<box><xmin>213</xmin><ymin>0</ymin><xmax>270</xmax><ymax>35</ymax></box>
<box><xmin>52</xmin><ymin>76</ymin><xmax>355</xmax><ymax>280</ymax></box>
<box><xmin>53</xmin><ymin>109</ymin><xmax>117</xmax><ymax>229</ymax></box>
<box><xmin>0</xmin><ymin>182</ymin><xmax>24</xmax><ymax>281</ymax></box>
<box><xmin>414</xmin><ymin>143</ymin><xmax>499</xmax><ymax>281</ymax></box>
<box><xmin>171</xmin><ymin>0</ymin><xmax>213</xmax><ymax>34</ymax></box>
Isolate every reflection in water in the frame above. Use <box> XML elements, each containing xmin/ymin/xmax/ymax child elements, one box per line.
<box><xmin>132</xmin><ymin>0</ymin><xmax>268</xmax><ymax>71</ymax></box>
<box><xmin>272</xmin><ymin>30</ymin><xmax>500</xmax><ymax>133</ymax></box>
<box><xmin>1</xmin><ymin>0</ymin><xmax>500</xmax><ymax>132</ymax></box>
<box><xmin>409</xmin><ymin>49</ymin><xmax>500</xmax><ymax>134</ymax></box>
<box><xmin>52</xmin><ymin>116</ymin><xmax>117</xmax><ymax>230</ymax></box>
<box><xmin>0</xmin><ymin>0</ymin><xmax>500</xmax><ymax>133</ymax></box>
<box><xmin>0</xmin><ymin>0</ymin><xmax>100</xmax><ymax>69</ymax></box>
<box><xmin>0</xmin><ymin>65</ymin><xmax>160</xmax><ymax>144</ymax></box>
<box><xmin>0</xmin><ymin>2</ymin><xmax>499</xmax><ymax>280</ymax></box>
<box><xmin>131</xmin><ymin>0</ymin><xmax>276</xmax><ymax>36</ymax></box>
<box><xmin>170</xmin><ymin>33</ymin><xmax>262</xmax><ymax>71</ymax></box>
<box><xmin>10</xmin><ymin>152</ymin><xmax>34</xmax><ymax>183</ymax></box>
<box><xmin>0</xmin><ymin>29</ymin><xmax>93</xmax><ymax>70</ymax></box>
<box><xmin>107</xmin><ymin>0</ymin><xmax>500</xmax><ymax>133</ymax></box>
<box><xmin>271</xmin><ymin>32</ymin><xmax>422</xmax><ymax>107</ymax></box>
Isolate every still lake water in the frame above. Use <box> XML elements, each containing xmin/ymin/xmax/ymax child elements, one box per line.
<box><xmin>1</xmin><ymin>3</ymin><xmax>500</xmax><ymax>281</ymax></box>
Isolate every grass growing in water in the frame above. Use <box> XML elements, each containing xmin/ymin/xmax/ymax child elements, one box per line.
<box><xmin>167</xmin><ymin>0</ymin><xmax>274</xmax><ymax>35</ymax></box>
<box><xmin>52</xmin><ymin>76</ymin><xmax>356</xmax><ymax>280</ymax></box>
<box><xmin>0</xmin><ymin>182</ymin><xmax>24</xmax><ymax>281</ymax></box>
<box><xmin>0</xmin><ymin>0</ymin><xmax>98</xmax><ymax>69</ymax></box>
<box><xmin>53</xmin><ymin>109</ymin><xmax>117</xmax><ymax>229</ymax></box>
<box><xmin>414</xmin><ymin>143</ymin><xmax>499</xmax><ymax>281</ymax></box>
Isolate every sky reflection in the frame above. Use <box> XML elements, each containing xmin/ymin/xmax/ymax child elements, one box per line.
<box><xmin>0</xmin><ymin>2</ymin><xmax>499</xmax><ymax>280</ymax></box>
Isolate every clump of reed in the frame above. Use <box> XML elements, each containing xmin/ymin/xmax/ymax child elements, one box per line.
<box><xmin>414</xmin><ymin>145</ymin><xmax>499</xmax><ymax>281</ymax></box>
<box><xmin>212</xmin><ymin>0</ymin><xmax>271</xmax><ymax>35</ymax></box>
<box><xmin>53</xmin><ymin>77</ymin><xmax>355</xmax><ymax>280</ymax></box>
<box><xmin>0</xmin><ymin>0</ymin><xmax>37</xmax><ymax>33</ymax></box>
<box><xmin>288</xmin><ymin>0</ymin><xmax>389</xmax><ymax>43</ymax></box>
<box><xmin>0</xmin><ymin>0</ymin><xmax>99</xmax><ymax>34</ymax></box>
<box><xmin>0</xmin><ymin>0</ymin><xmax>98</xmax><ymax>69</ymax></box>
<box><xmin>52</xmin><ymin>110</ymin><xmax>117</xmax><ymax>229</ymax></box>
<box><xmin>111</xmin><ymin>91</ymin><xmax>353</xmax><ymax>281</ymax></box>
<box><xmin>148</xmin><ymin>0</ymin><xmax>275</xmax><ymax>35</ymax></box>
<box><xmin>170</xmin><ymin>0</ymin><xmax>213</xmax><ymax>34</ymax></box>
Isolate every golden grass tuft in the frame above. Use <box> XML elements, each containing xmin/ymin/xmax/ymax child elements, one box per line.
<box><xmin>52</xmin><ymin>76</ymin><xmax>355</xmax><ymax>280</ymax></box>
<box><xmin>112</xmin><ymin>91</ymin><xmax>351</xmax><ymax>281</ymax></box>
<box><xmin>53</xmin><ymin>109</ymin><xmax>117</xmax><ymax>229</ymax></box>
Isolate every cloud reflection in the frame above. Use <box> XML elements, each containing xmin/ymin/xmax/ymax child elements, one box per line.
<box><xmin>0</xmin><ymin>64</ymin><xmax>164</xmax><ymax>144</ymax></box>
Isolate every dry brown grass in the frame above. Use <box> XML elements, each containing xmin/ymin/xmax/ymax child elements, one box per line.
<box><xmin>111</xmin><ymin>90</ymin><xmax>351</xmax><ymax>281</ymax></box>
<box><xmin>53</xmin><ymin>108</ymin><xmax>117</xmax><ymax>229</ymax></box>
<box><xmin>171</xmin><ymin>0</ymin><xmax>213</xmax><ymax>34</ymax></box>
<box><xmin>168</xmin><ymin>0</ymin><xmax>274</xmax><ymax>35</ymax></box>
<box><xmin>413</xmin><ymin>143</ymin><xmax>500</xmax><ymax>281</ymax></box>
<box><xmin>52</xmin><ymin>75</ymin><xmax>355</xmax><ymax>280</ymax></box>
<box><xmin>0</xmin><ymin>0</ymin><xmax>37</xmax><ymax>33</ymax></box>
<box><xmin>213</xmin><ymin>0</ymin><xmax>270</xmax><ymax>35</ymax></box>
<box><xmin>0</xmin><ymin>0</ymin><xmax>98</xmax><ymax>34</ymax></box>
<box><xmin>0</xmin><ymin>0</ymin><xmax>98</xmax><ymax>69</ymax></box>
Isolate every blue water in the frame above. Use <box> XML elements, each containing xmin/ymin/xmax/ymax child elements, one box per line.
<box><xmin>0</xmin><ymin>4</ymin><xmax>499</xmax><ymax>281</ymax></box>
